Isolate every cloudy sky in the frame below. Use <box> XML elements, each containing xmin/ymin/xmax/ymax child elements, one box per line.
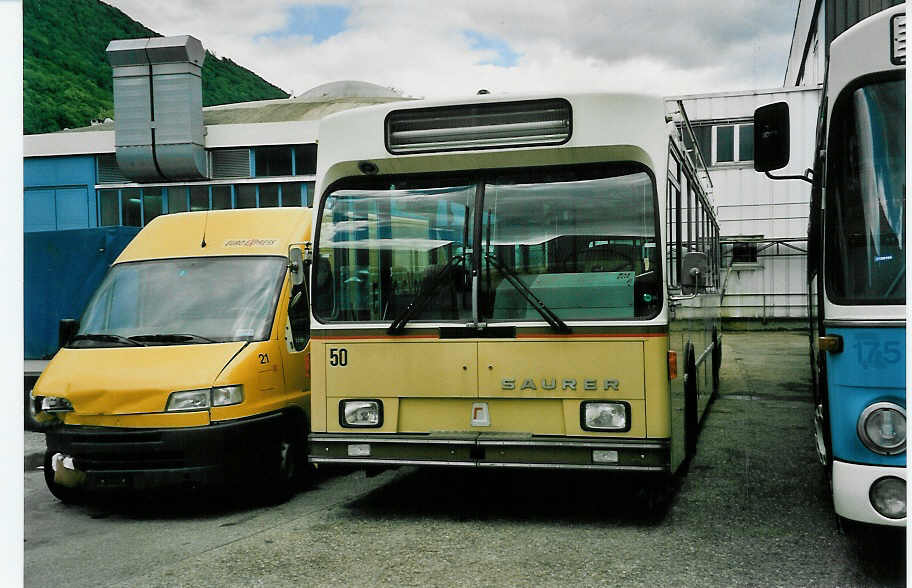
<box><xmin>103</xmin><ymin>0</ymin><xmax>798</xmax><ymax>99</ymax></box>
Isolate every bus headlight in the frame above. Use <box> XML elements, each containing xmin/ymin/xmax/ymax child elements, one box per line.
<box><xmin>340</xmin><ymin>400</ymin><xmax>382</xmax><ymax>427</ymax></box>
<box><xmin>870</xmin><ymin>476</ymin><xmax>906</xmax><ymax>519</ymax></box>
<box><xmin>581</xmin><ymin>401</ymin><xmax>630</xmax><ymax>432</ymax></box>
<box><xmin>857</xmin><ymin>403</ymin><xmax>905</xmax><ymax>455</ymax></box>
<box><xmin>39</xmin><ymin>396</ymin><xmax>73</xmax><ymax>413</ymax></box>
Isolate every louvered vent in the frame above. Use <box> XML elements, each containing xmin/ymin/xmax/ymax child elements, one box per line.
<box><xmin>386</xmin><ymin>98</ymin><xmax>572</xmax><ymax>154</ymax></box>
<box><xmin>211</xmin><ymin>149</ymin><xmax>250</xmax><ymax>179</ymax></box>
<box><xmin>96</xmin><ymin>154</ymin><xmax>130</xmax><ymax>184</ymax></box>
<box><xmin>892</xmin><ymin>14</ymin><xmax>906</xmax><ymax>65</ymax></box>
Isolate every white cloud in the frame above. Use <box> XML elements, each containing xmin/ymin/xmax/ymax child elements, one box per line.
<box><xmin>104</xmin><ymin>0</ymin><xmax>796</xmax><ymax>98</ymax></box>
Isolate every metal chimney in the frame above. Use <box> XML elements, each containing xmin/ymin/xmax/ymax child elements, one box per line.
<box><xmin>106</xmin><ymin>35</ymin><xmax>208</xmax><ymax>182</ymax></box>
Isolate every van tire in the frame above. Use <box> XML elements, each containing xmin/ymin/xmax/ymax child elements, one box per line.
<box><xmin>43</xmin><ymin>451</ymin><xmax>85</xmax><ymax>505</ymax></box>
<box><xmin>266</xmin><ymin>417</ymin><xmax>309</xmax><ymax>503</ymax></box>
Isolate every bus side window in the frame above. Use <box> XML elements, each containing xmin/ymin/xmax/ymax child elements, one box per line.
<box><xmin>288</xmin><ymin>283</ymin><xmax>310</xmax><ymax>351</ymax></box>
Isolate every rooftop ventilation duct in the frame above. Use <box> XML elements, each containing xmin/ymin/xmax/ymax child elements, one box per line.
<box><xmin>106</xmin><ymin>35</ymin><xmax>208</xmax><ymax>182</ymax></box>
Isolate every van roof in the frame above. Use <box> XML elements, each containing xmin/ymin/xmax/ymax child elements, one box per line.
<box><xmin>114</xmin><ymin>208</ymin><xmax>313</xmax><ymax>263</ymax></box>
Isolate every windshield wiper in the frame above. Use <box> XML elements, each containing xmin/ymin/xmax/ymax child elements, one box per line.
<box><xmin>388</xmin><ymin>254</ymin><xmax>465</xmax><ymax>335</ymax></box>
<box><xmin>484</xmin><ymin>253</ymin><xmax>571</xmax><ymax>334</ymax></box>
<box><xmin>129</xmin><ymin>333</ymin><xmax>220</xmax><ymax>344</ymax></box>
<box><xmin>70</xmin><ymin>333</ymin><xmax>147</xmax><ymax>347</ymax></box>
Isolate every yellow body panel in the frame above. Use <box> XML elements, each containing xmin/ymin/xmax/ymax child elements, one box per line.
<box><xmin>317</xmin><ymin>334</ymin><xmax>667</xmax><ymax>440</ymax></box>
<box><xmin>324</xmin><ymin>341</ymin><xmax>478</xmax><ymax>398</ymax></box>
<box><xmin>37</xmin><ymin>343</ymin><xmax>244</xmax><ymax>416</ymax></box>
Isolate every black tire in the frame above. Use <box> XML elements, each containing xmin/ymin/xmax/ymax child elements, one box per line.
<box><xmin>25</xmin><ymin>383</ymin><xmax>53</xmax><ymax>432</ymax></box>
<box><xmin>43</xmin><ymin>450</ymin><xmax>86</xmax><ymax>505</ymax></box>
<box><xmin>683</xmin><ymin>342</ymin><xmax>698</xmax><ymax>460</ymax></box>
<box><xmin>266</xmin><ymin>418</ymin><xmax>311</xmax><ymax>504</ymax></box>
<box><xmin>711</xmin><ymin>328</ymin><xmax>721</xmax><ymax>398</ymax></box>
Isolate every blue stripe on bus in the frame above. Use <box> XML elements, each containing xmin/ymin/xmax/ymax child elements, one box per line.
<box><xmin>827</xmin><ymin>327</ymin><xmax>906</xmax><ymax>466</ymax></box>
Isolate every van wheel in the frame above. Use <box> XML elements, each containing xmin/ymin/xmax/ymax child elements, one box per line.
<box><xmin>683</xmin><ymin>342</ymin><xmax>698</xmax><ymax>460</ymax></box>
<box><xmin>43</xmin><ymin>451</ymin><xmax>85</xmax><ymax>505</ymax></box>
<box><xmin>267</xmin><ymin>419</ymin><xmax>309</xmax><ymax>503</ymax></box>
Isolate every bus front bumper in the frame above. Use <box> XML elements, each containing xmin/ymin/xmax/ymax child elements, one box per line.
<box><xmin>309</xmin><ymin>433</ymin><xmax>670</xmax><ymax>472</ymax></box>
<box><xmin>45</xmin><ymin>412</ymin><xmax>285</xmax><ymax>492</ymax></box>
<box><xmin>832</xmin><ymin>460</ymin><xmax>906</xmax><ymax>526</ymax></box>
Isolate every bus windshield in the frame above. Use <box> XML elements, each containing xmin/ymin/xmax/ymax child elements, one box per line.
<box><xmin>825</xmin><ymin>78</ymin><xmax>905</xmax><ymax>305</ymax></box>
<box><xmin>72</xmin><ymin>256</ymin><xmax>287</xmax><ymax>347</ymax></box>
<box><xmin>314</xmin><ymin>164</ymin><xmax>662</xmax><ymax>324</ymax></box>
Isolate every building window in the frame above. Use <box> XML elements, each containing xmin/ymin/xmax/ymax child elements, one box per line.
<box><xmin>168</xmin><ymin>186</ymin><xmax>188</xmax><ymax>213</ymax></box>
<box><xmin>99</xmin><ymin>189</ymin><xmax>120</xmax><ymax>225</ymax></box>
<box><xmin>142</xmin><ymin>187</ymin><xmax>163</xmax><ymax>224</ymax></box>
<box><xmin>713</xmin><ymin>123</ymin><xmax>753</xmax><ymax>165</ymax></box>
<box><xmin>189</xmin><ymin>185</ymin><xmax>209</xmax><ymax>211</ymax></box>
<box><xmin>212</xmin><ymin>185</ymin><xmax>232</xmax><ymax>209</ymax></box>
<box><xmin>259</xmin><ymin>183</ymin><xmax>279</xmax><ymax>208</ymax></box>
<box><xmin>732</xmin><ymin>242</ymin><xmax>759</xmax><ymax>264</ymax></box>
<box><xmin>294</xmin><ymin>144</ymin><xmax>317</xmax><ymax>175</ymax></box>
<box><xmin>254</xmin><ymin>146</ymin><xmax>293</xmax><ymax>177</ymax></box>
<box><xmin>236</xmin><ymin>184</ymin><xmax>257</xmax><ymax>208</ymax></box>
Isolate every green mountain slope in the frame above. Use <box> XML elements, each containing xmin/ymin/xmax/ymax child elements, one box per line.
<box><xmin>24</xmin><ymin>0</ymin><xmax>289</xmax><ymax>134</ymax></box>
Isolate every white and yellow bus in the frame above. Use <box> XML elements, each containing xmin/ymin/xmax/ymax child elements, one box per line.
<box><xmin>307</xmin><ymin>93</ymin><xmax>721</xmax><ymax>474</ymax></box>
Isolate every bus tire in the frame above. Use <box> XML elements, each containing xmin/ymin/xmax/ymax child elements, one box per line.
<box><xmin>43</xmin><ymin>451</ymin><xmax>85</xmax><ymax>505</ymax></box>
<box><xmin>684</xmin><ymin>342</ymin><xmax>698</xmax><ymax>460</ymax></box>
<box><xmin>711</xmin><ymin>328</ymin><xmax>721</xmax><ymax>398</ymax></box>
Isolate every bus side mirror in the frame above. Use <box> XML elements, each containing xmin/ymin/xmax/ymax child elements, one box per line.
<box><xmin>754</xmin><ymin>102</ymin><xmax>790</xmax><ymax>172</ymax></box>
<box><xmin>58</xmin><ymin>318</ymin><xmax>79</xmax><ymax>349</ymax></box>
<box><xmin>681</xmin><ymin>251</ymin><xmax>709</xmax><ymax>290</ymax></box>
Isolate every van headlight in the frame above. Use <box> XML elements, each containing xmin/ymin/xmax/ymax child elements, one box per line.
<box><xmin>857</xmin><ymin>402</ymin><xmax>905</xmax><ymax>455</ymax></box>
<box><xmin>166</xmin><ymin>385</ymin><xmax>243</xmax><ymax>412</ymax></box>
<box><xmin>581</xmin><ymin>401</ymin><xmax>630</xmax><ymax>432</ymax></box>
<box><xmin>340</xmin><ymin>400</ymin><xmax>382</xmax><ymax>427</ymax></box>
<box><xmin>39</xmin><ymin>396</ymin><xmax>74</xmax><ymax>413</ymax></box>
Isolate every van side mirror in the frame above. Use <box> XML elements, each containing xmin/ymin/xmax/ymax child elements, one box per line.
<box><xmin>288</xmin><ymin>243</ymin><xmax>312</xmax><ymax>287</ymax></box>
<box><xmin>754</xmin><ymin>102</ymin><xmax>790</xmax><ymax>172</ymax></box>
<box><xmin>680</xmin><ymin>251</ymin><xmax>709</xmax><ymax>290</ymax></box>
<box><xmin>58</xmin><ymin>318</ymin><xmax>79</xmax><ymax>349</ymax></box>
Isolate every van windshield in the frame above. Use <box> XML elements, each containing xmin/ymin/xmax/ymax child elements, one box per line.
<box><xmin>71</xmin><ymin>256</ymin><xmax>287</xmax><ymax>347</ymax></box>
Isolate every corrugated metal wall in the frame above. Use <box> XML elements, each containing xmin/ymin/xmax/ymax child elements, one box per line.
<box><xmin>826</xmin><ymin>0</ymin><xmax>903</xmax><ymax>48</ymax></box>
<box><xmin>669</xmin><ymin>86</ymin><xmax>822</xmax><ymax>320</ymax></box>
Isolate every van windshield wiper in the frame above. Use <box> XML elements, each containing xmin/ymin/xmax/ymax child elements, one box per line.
<box><xmin>388</xmin><ymin>254</ymin><xmax>465</xmax><ymax>335</ymax></box>
<box><xmin>484</xmin><ymin>253</ymin><xmax>571</xmax><ymax>334</ymax></box>
<box><xmin>129</xmin><ymin>333</ymin><xmax>220</xmax><ymax>344</ymax></box>
<box><xmin>70</xmin><ymin>333</ymin><xmax>147</xmax><ymax>347</ymax></box>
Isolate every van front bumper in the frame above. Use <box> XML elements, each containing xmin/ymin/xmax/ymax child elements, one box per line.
<box><xmin>45</xmin><ymin>412</ymin><xmax>284</xmax><ymax>491</ymax></box>
<box><xmin>309</xmin><ymin>433</ymin><xmax>669</xmax><ymax>472</ymax></box>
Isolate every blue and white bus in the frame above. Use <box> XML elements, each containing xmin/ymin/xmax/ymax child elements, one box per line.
<box><xmin>754</xmin><ymin>4</ymin><xmax>905</xmax><ymax>526</ymax></box>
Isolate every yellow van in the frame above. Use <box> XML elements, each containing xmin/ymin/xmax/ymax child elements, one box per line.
<box><xmin>32</xmin><ymin>208</ymin><xmax>313</xmax><ymax>503</ymax></box>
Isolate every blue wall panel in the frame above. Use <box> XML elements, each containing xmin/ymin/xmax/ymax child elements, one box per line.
<box><xmin>24</xmin><ymin>156</ymin><xmax>97</xmax><ymax>231</ymax></box>
<box><xmin>24</xmin><ymin>227</ymin><xmax>140</xmax><ymax>359</ymax></box>
<box><xmin>24</xmin><ymin>189</ymin><xmax>56</xmax><ymax>232</ymax></box>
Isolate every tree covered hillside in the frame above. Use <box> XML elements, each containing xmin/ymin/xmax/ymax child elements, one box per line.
<box><xmin>24</xmin><ymin>0</ymin><xmax>289</xmax><ymax>134</ymax></box>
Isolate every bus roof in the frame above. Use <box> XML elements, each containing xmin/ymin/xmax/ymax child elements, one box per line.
<box><xmin>115</xmin><ymin>207</ymin><xmax>313</xmax><ymax>263</ymax></box>
<box><xmin>316</xmin><ymin>92</ymin><xmax>671</xmax><ymax>191</ymax></box>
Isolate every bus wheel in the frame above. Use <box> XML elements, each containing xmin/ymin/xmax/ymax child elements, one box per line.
<box><xmin>684</xmin><ymin>342</ymin><xmax>698</xmax><ymax>460</ymax></box>
<box><xmin>711</xmin><ymin>328</ymin><xmax>721</xmax><ymax>398</ymax></box>
<box><xmin>43</xmin><ymin>451</ymin><xmax>85</xmax><ymax>505</ymax></box>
